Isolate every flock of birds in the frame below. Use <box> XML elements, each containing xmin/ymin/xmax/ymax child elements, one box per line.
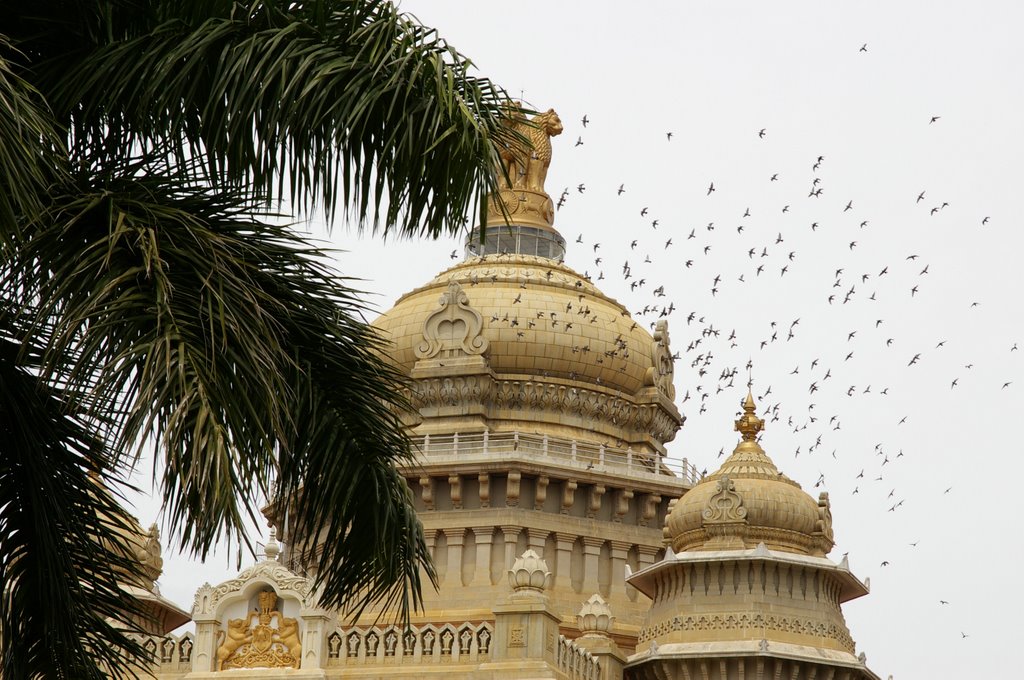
<box><xmin>465</xmin><ymin>92</ymin><xmax>1017</xmax><ymax>647</ymax></box>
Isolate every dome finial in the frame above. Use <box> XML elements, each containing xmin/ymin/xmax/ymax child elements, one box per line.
<box><xmin>264</xmin><ymin>527</ymin><xmax>280</xmax><ymax>562</ymax></box>
<box><xmin>734</xmin><ymin>390</ymin><xmax>764</xmax><ymax>441</ymax></box>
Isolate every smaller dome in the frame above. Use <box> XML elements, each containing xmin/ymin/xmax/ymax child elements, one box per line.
<box><xmin>665</xmin><ymin>392</ymin><xmax>834</xmax><ymax>556</ymax></box>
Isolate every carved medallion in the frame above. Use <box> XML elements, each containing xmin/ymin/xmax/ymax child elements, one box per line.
<box><xmin>415</xmin><ymin>281</ymin><xmax>489</xmax><ymax>360</ymax></box>
<box><xmin>702</xmin><ymin>476</ymin><xmax>748</xmax><ymax>523</ymax></box>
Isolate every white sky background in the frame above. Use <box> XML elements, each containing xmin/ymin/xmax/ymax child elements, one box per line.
<box><xmin>135</xmin><ymin>2</ymin><xmax>1024</xmax><ymax>678</ymax></box>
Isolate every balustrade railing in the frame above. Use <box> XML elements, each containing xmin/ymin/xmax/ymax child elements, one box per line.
<box><xmin>326</xmin><ymin>622</ymin><xmax>493</xmax><ymax>666</ymax></box>
<box><xmin>557</xmin><ymin>634</ymin><xmax>601</xmax><ymax>680</ymax></box>
<box><xmin>410</xmin><ymin>430</ymin><xmax>700</xmax><ymax>485</ymax></box>
<box><xmin>129</xmin><ymin>632</ymin><xmax>194</xmax><ymax>674</ymax></box>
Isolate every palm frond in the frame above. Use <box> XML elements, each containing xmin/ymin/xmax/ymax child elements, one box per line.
<box><xmin>6</xmin><ymin>165</ymin><xmax>431</xmax><ymax>621</ymax></box>
<box><xmin>0</xmin><ymin>35</ymin><xmax>66</xmax><ymax>246</ymax></box>
<box><xmin>30</xmin><ymin>0</ymin><xmax>514</xmax><ymax>238</ymax></box>
<box><xmin>0</xmin><ymin>329</ymin><xmax>150</xmax><ymax>679</ymax></box>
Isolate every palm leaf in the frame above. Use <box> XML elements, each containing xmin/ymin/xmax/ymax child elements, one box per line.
<box><xmin>0</xmin><ymin>328</ymin><xmax>151</xmax><ymax>679</ymax></box>
<box><xmin>5</xmin><ymin>163</ymin><xmax>432</xmax><ymax>621</ymax></box>
<box><xmin>24</xmin><ymin>0</ymin><xmax>514</xmax><ymax>238</ymax></box>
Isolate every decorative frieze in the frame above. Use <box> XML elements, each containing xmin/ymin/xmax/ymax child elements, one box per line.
<box><xmin>637</xmin><ymin>611</ymin><xmax>856</xmax><ymax>653</ymax></box>
<box><xmin>406</xmin><ymin>374</ymin><xmax>680</xmax><ymax>443</ymax></box>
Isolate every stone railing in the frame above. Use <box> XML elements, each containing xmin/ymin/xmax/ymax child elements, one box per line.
<box><xmin>557</xmin><ymin>634</ymin><xmax>601</xmax><ymax>680</ymax></box>
<box><xmin>326</xmin><ymin>622</ymin><xmax>493</xmax><ymax>666</ymax></box>
<box><xmin>130</xmin><ymin>631</ymin><xmax>194</xmax><ymax>675</ymax></box>
<box><xmin>411</xmin><ymin>431</ymin><xmax>700</xmax><ymax>486</ymax></box>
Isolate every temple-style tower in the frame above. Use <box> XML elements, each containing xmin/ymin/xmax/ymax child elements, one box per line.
<box><xmin>625</xmin><ymin>393</ymin><xmax>881</xmax><ymax>680</ymax></box>
<box><xmin>363</xmin><ymin>105</ymin><xmax>693</xmax><ymax>646</ymax></box>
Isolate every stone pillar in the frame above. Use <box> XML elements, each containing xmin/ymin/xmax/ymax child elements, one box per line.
<box><xmin>501</xmin><ymin>525</ymin><xmax>521</xmax><ymax>573</ymax></box>
<box><xmin>189</xmin><ymin>619</ymin><xmax>219</xmax><ymax>672</ymax></box>
<box><xmin>608</xmin><ymin>541</ymin><xmax>631</xmax><ymax>600</ymax></box>
<box><xmin>443</xmin><ymin>527</ymin><xmax>466</xmax><ymax>587</ymax></box>
<box><xmin>581</xmin><ymin>536</ymin><xmax>604</xmax><ymax>596</ymax></box>
<box><xmin>636</xmin><ymin>544</ymin><xmax>659</xmax><ymax>572</ymax></box>
<box><xmin>471</xmin><ymin>526</ymin><xmax>495</xmax><ymax>586</ymax></box>
<box><xmin>423</xmin><ymin>528</ymin><xmax>438</xmax><ymax>562</ymax></box>
<box><xmin>483</xmin><ymin>550</ymin><xmax>562</xmax><ymax>680</ymax></box>
<box><xmin>298</xmin><ymin>605</ymin><xmax>334</xmax><ymax>670</ymax></box>
<box><xmin>574</xmin><ymin>594</ymin><xmax>627</xmax><ymax>680</ymax></box>
<box><xmin>554</xmin><ymin>532</ymin><xmax>577</xmax><ymax>592</ymax></box>
<box><xmin>527</xmin><ymin>527</ymin><xmax>547</xmax><ymax>554</ymax></box>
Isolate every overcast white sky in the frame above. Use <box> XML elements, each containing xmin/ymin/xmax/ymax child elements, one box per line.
<box><xmin>138</xmin><ymin>3</ymin><xmax>1023</xmax><ymax>678</ymax></box>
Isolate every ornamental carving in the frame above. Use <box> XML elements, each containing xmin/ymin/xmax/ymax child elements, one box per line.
<box><xmin>817</xmin><ymin>492</ymin><xmax>835</xmax><ymax>543</ymax></box>
<box><xmin>644</xmin><ymin>320</ymin><xmax>676</xmax><ymax>400</ymax></box>
<box><xmin>191</xmin><ymin>562</ymin><xmax>313</xmax><ymax>617</ymax></box>
<box><xmin>216</xmin><ymin>590</ymin><xmax>301</xmax><ymax>670</ymax></box>
<box><xmin>136</xmin><ymin>522</ymin><xmax>164</xmax><ymax>582</ymax></box>
<box><xmin>637</xmin><ymin>612</ymin><xmax>854</xmax><ymax>652</ymax></box>
<box><xmin>415</xmin><ymin>281</ymin><xmax>488</xmax><ymax>360</ymax></box>
<box><xmin>702</xmin><ymin>476</ymin><xmax>748</xmax><ymax>524</ymax></box>
<box><xmin>405</xmin><ymin>374</ymin><xmax>681</xmax><ymax>444</ymax></box>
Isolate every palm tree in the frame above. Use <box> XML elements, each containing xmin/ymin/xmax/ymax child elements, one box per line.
<box><xmin>0</xmin><ymin>1</ymin><xmax>514</xmax><ymax>676</ymax></box>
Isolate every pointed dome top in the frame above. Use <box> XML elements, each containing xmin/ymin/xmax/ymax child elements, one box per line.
<box><xmin>735</xmin><ymin>390</ymin><xmax>763</xmax><ymax>440</ymax></box>
<box><xmin>664</xmin><ymin>390</ymin><xmax>835</xmax><ymax>556</ymax></box>
<box><xmin>709</xmin><ymin>391</ymin><xmax>785</xmax><ymax>481</ymax></box>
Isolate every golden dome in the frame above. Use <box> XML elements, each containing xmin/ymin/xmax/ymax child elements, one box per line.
<box><xmin>374</xmin><ymin>253</ymin><xmax>683</xmax><ymax>450</ymax></box>
<box><xmin>664</xmin><ymin>392</ymin><xmax>834</xmax><ymax>556</ymax></box>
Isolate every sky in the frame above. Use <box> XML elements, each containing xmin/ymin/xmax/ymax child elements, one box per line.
<box><xmin>134</xmin><ymin>3</ymin><xmax>1024</xmax><ymax>678</ymax></box>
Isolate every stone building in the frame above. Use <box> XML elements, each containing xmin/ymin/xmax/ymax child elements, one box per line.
<box><xmin>141</xmin><ymin>106</ymin><xmax>881</xmax><ymax>680</ymax></box>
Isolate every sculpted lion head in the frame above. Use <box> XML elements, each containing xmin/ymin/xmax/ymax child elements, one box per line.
<box><xmin>536</xmin><ymin>109</ymin><xmax>563</xmax><ymax>137</ymax></box>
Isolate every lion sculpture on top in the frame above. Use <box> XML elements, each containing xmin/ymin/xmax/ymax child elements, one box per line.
<box><xmin>498</xmin><ymin>107</ymin><xmax>563</xmax><ymax>195</ymax></box>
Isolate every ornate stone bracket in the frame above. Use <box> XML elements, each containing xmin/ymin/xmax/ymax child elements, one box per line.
<box><xmin>815</xmin><ymin>491</ymin><xmax>835</xmax><ymax>546</ymax></box>
<box><xmin>643</xmin><ymin>320</ymin><xmax>676</xmax><ymax>401</ymax></box>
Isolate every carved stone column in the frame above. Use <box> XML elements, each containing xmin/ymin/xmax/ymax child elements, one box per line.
<box><xmin>526</xmin><ymin>527</ymin><xmax>547</xmax><ymax>555</ymax></box>
<box><xmin>636</xmin><ymin>544</ymin><xmax>660</xmax><ymax>571</ymax></box>
<box><xmin>581</xmin><ymin>536</ymin><xmax>604</xmax><ymax>596</ymax></box>
<box><xmin>554</xmin><ymin>532</ymin><xmax>577</xmax><ymax>593</ymax></box>
<box><xmin>608</xmin><ymin>540</ymin><xmax>631</xmax><ymax>600</ymax></box>
<box><xmin>423</xmin><ymin>528</ymin><xmax>439</xmax><ymax>564</ymax></box>
<box><xmin>443</xmin><ymin>527</ymin><xmax>466</xmax><ymax>587</ymax></box>
<box><xmin>298</xmin><ymin>603</ymin><xmax>333</xmax><ymax>671</ymax></box>
<box><xmin>501</xmin><ymin>525</ymin><xmax>521</xmax><ymax>573</ymax></box>
<box><xmin>471</xmin><ymin>526</ymin><xmax>495</xmax><ymax>586</ymax></box>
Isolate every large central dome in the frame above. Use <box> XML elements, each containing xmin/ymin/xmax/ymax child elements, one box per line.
<box><xmin>379</xmin><ymin>254</ymin><xmax>661</xmax><ymax>396</ymax></box>
<box><xmin>374</xmin><ymin>251</ymin><xmax>683</xmax><ymax>451</ymax></box>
